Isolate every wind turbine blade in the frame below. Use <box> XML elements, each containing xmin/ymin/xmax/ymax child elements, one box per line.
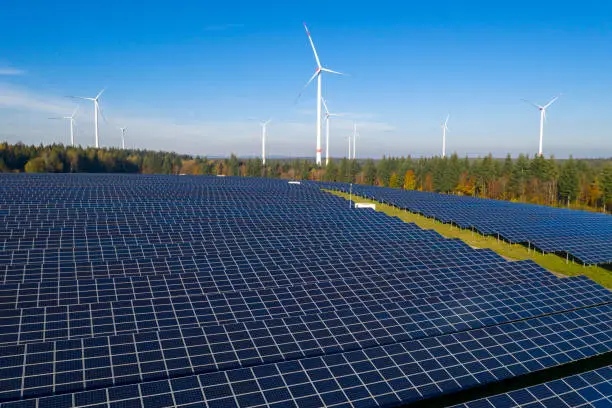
<box><xmin>295</xmin><ymin>70</ymin><xmax>319</xmax><ymax>103</ymax></box>
<box><xmin>521</xmin><ymin>99</ymin><xmax>542</xmax><ymax>109</ymax></box>
<box><xmin>543</xmin><ymin>95</ymin><xmax>560</xmax><ymax>109</ymax></box>
<box><xmin>48</xmin><ymin>117</ymin><xmax>62</xmax><ymax>120</ymax></box>
<box><xmin>444</xmin><ymin>114</ymin><xmax>450</xmax><ymax>126</ymax></box>
<box><xmin>96</xmin><ymin>88</ymin><xmax>106</xmax><ymax>99</ymax></box>
<box><xmin>71</xmin><ymin>105</ymin><xmax>80</xmax><ymax>118</ymax></box>
<box><xmin>320</xmin><ymin>68</ymin><xmax>345</xmax><ymax>76</ymax></box>
<box><xmin>303</xmin><ymin>22</ymin><xmax>321</xmax><ymax>68</ymax></box>
<box><xmin>68</xmin><ymin>96</ymin><xmax>94</xmax><ymax>101</ymax></box>
<box><xmin>98</xmin><ymin>103</ymin><xmax>110</xmax><ymax>125</ymax></box>
<box><xmin>321</xmin><ymin>97</ymin><xmax>330</xmax><ymax>114</ymax></box>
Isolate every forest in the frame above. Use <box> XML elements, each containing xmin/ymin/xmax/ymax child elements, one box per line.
<box><xmin>1</xmin><ymin>141</ymin><xmax>611</xmax><ymax>213</ymax></box>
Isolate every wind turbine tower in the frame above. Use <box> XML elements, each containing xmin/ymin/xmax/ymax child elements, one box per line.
<box><xmin>442</xmin><ymin>115</ymin><xmax>449</xmax><ymax>158</ymax></box>
<box><xmin>70</xmin><ymin>89</ymin><xmax>105</xmax><ymax>148</ymax></box>
<box><xmin>119</xmin><ymin>127</ymin><xmax>127</xmax><ymax>150</ymax></box>
<box><xmin>260</xmin><ymin>120</ymin><xmax>271</xmax><ymax>165</ymax></box>
<box><xmin>347</xmin><ymin>133</ymin><xmax>352</xmax><ymax>160</ymax></box>
<box><xmin>321</xmin><ymin>98</ymin><xmax>342</xmax><ymax>166</ymax></box>
<box><xmin>352</xmin><ymin>122</ymin><xmax>357</xmax><ymax>160</ymax></box>
<box><xmin>299</xmin><ymin>23</ymin><xmax>345</xmax><ymax>166</ymax></box>
<box><xmin>522</xmin><ymin>95</ymin><xmax>560</xmax><ymax>156</ymax></box>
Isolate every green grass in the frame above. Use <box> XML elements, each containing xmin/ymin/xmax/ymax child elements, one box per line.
<box><xmin>325</xmin><ymin>189</ymin><xmax>612</xmax><ymax>288</ymax></box>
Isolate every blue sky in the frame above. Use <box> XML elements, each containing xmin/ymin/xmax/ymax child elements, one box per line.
<box><xmin>0</xmin><ymin>0</ymin><xmax>611</xmax><ymax>158</ymax></box>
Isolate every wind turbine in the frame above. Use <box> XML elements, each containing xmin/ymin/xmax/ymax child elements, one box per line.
<box><xmin>69</xmin><ymin>89</ymin><xmax>105</xmax><ymax>148</ymax></box>
<box><xmin>298</xmin><ymin>23</ymin><xmax>345</xmax><ymax>166</ymax></box>
<box><xmin>347</xmin><ymin>133</ymin><xmax>352</xmax><ymax>160</ymax></box>
<box><xmin>260</xmin><ymin>119</ymin><xmax>271</xmax><ymax>165</ymax></box>
<box><xmin>441</xmin><ymin>114</ymin><xmax>449</xmax><ymax>158</ymax></box>
<box><xmin>119</xmin><ymin>127</ymin><xmax>127</xmax><ymax>149</ymax></box>
<box><xmin>321</xmin><ymin>98</ymin><xmax>343</xmax><ymax>166</ymax></box>
<box><xmin>522</xmin><ymin>95</ymin><xmax>560</xmax><ymax>156</ymax></box>
<box><xmin>49</xmin><ymin>106</ymin><xmax>79</xmax><ymax>146</ymax></box>
<box><xmin>352</xmin><ymin>122</ymin><xmax>358</xmax><ymax>160</ymax></box>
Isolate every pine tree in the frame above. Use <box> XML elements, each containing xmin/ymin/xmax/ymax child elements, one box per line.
<box><xmin>588</xmin><ymin>178</ymin><xmax>602</xmax><ymax>208</ymax></box>
<box><xmin>363</xmin><ymin>159</ymin><xmax>377</xmax><ymax>185</ymax></box>
<box><xmin>510</xmin><ymin>154</ymin><xmax>529</xmax><ymax>199</ymax></box>
<box><xmin>601</xmin><ymin>165</ymin><xmax>612</xmax><ymax>212</ymax></box>
<box><xmin>558</xmin><ymin>156</ymin><xmax>579</xmax><ymax>206</ymax></box>
<box><xmin>502</xmin><ymin>154</ymin><xmax>513</xmax><ymax>177</ymax></box>
<box><xmin>338</xmin><ymin>158</ymin><xmax>350</xmax><ymax>183</ymax></box>
<box><xmin>376</xmin><ymin>156</ymin><xmax>393</xmax><ymax>186</ymax></box>
<box><xmin>324</xmin><ymin>160</ymin><xmax>339</xmax><ymax>181</ymax></box>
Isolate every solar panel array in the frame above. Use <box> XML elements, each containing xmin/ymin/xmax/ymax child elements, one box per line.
<box><xmin>453</xmin><ymin>365</ymin><xmax>612</xmax><ymax>407</ymax></box>
<box><xmin>0</xmin><ymin>173</ymin><xmax>610</xmax><ymax>408</ymax></box>
<box><xmin>315</xmin><ymin>182</ymin><xmax>612</xmax><ymax>265</ymax></box>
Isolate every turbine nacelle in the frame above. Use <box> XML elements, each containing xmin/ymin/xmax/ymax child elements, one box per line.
<box><xmin>442</xmin><ymin>114</ymin><xmax>450</xmax><ymax>131</ymax></box>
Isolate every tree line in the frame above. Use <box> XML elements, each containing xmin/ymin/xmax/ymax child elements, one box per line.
<box><xmin>1</xmin><ymin>142</ymin><xmax>611</xmax><ymax>212</ymax></box>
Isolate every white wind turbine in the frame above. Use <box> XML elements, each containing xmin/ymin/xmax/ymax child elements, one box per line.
<box><xmin>69</xmin><ymin>89</ymin><xmax>105</xmax><ymax>148</ymax></box>
<box><xmin>347</xmin><ymin>133</ymin><xmax>352</xmax><ymax>160</ymax></box>
<box><xmin>260</xmin><ymin>119</ymin><xmax>271</xmax><ymax>165</ymax></box>
<box><xmin>49</xmin><ymin>106</ymin><xmax>79</xmax><ymax>147</ymax></box>
<box><xmin>321</xmin><ymin>98</ymin><xmax>343</xmax><ymax>166</ymax></box>
<box><xmin>119</xmin><ymin>127</ymin><xmax>127</xmax><ymax>149</ymax></box>
<box><xmin>522</xmin><ymin>95</ymin><xmax>561</xmax><ymax>156</ymax></box>
<box><xmin>352</xmin><ymin>122</ymin><xmax>358</xmax><ymax>160</ymax></box>
<box><xmin>298</xmin><ymin>23</ymin><xmax>345</xmax><ymax>166</ymax></box>
<box><xmin>441</xmin><ymin>114</ymin><xmax>449</xmax><ymax>158</ymax></box>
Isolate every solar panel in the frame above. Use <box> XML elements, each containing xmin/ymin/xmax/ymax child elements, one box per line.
<box><xmin>0</xmin><ymin>259</ymin><xmax>546</xmax><ymax>309</ymax></box>
<box><xmin>0</xmin><ymin>277</ymin><xmax>607</xmax><ymax>402</ymax></box>
<box><xmin>3</xmin><ymin>303</ymin><xmax>612</xmax><ymax>407</ymax></box>
<box><xmin>452</xmin><ymin>365</ymin><xmax>612</xmax><ymax>407</ymax></box>
<box><xmin>0</xmin><ymin>260</ymin><xmax>554</xmax><ymax>346</ymax></box>
<box><xmin>0</xmin><ymin>174</ymin><xmax>610</xmax><ymax>407</ymax></box>
<box><xmin>315</xmin><ymin>182</ymin><xmax>612</xmax><ymax>266</ymax></box>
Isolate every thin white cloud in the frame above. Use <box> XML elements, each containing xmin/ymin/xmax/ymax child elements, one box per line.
<box><xmin>0</xmin><ymin>83</ymin><xmax>73</xmax><ymax>114</ymax></box>
<box><xmin>0</xmin><ymin>68</ymin><xmax>24</xmax><ymax>76</ymax></box>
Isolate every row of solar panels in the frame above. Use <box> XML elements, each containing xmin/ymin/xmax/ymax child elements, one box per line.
<box><xmin>0</xmin><ymin>174</ymin><xmax>610</xmax><ymax>408</ymax></box>
<box><xmin>2</xmin><ymin>305</ymin><xmax>611</xmax><ymax>407</ymax></box>
<box><xmin>315</xmin><ymin>181</ymin><xmax>612</xmax><ymax>265</ymax></box>
<box><xmin>0</xmin><ymin>277</ymin><xmax>607</xmax><ymax>402</ymax></box>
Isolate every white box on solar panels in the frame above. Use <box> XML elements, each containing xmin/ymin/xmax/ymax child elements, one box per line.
<box><xmin>354</xmin><ymin>203</ymin><xmax>376</xmax><ymax>210</ymax></box>
<box><xmin>288</xmin><ymin>181</ymin><xmax>301</xmax><ymax>185</ymax></box>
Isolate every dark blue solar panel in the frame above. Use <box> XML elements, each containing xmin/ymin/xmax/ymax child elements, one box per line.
<box><xmin>3</xmin><ymin>303</ymin><xmax>612</xmax><ymax>407</ymax></box>
<box><xmin>315</xmin><ymin>181</ymin><xmax>612</xmax><ymax>265</ymax></box>
<box><xmin>0</xmin><ymin>174</ymin><xmax>610</xmax><ymax>407</ymax></box>
<box><xmin>0</xmin><ymin>276</ymin><xmax>606</xmax><ymax>401</ymax></box>
<box><xmin>453</xmin><ymin>365</ymin><xmax>612</xmax><ymax>407</ymax></box>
